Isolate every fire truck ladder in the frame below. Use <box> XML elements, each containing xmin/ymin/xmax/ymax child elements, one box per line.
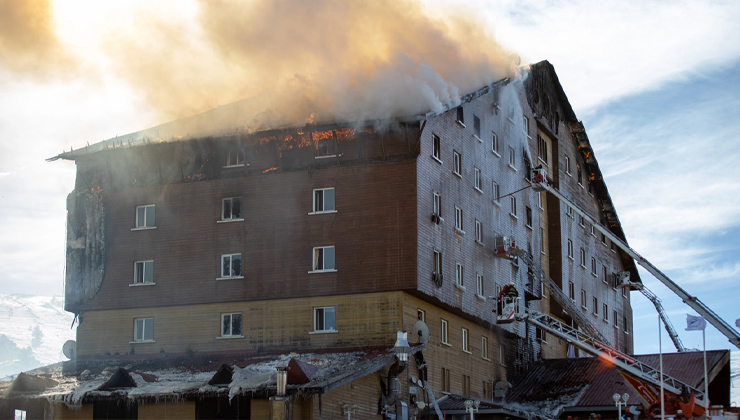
<box><xmin>533</xmin><ymin>177</ymin><xmax>740</xmax><ymax>351</ymax></box>
<box><xmin>633</xmin><ymin>282</ymin><xmax>686</xmax><ymax>352</ymax></box>
<box><xmin>525</xmin><ymin>310</ymin><xmax>708</xmax><ymax>407</ymax></box>
<box><xmin>512</xmin><ymin>249</ymin><xmax>611</xmax><ymax>345</ymax></box>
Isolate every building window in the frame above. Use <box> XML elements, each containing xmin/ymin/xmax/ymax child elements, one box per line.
<box><xmin>525</xmin><ymin>206</ymin><xmax>533</xmax><ymax>228</ymax></box>
<box><xmin>462</xmin><ymin>328</ymin><xmax>470</xmax><ymax>352</ymax></box>
<box><xmin>463</xmin><ymin>374</ymin><xmax>471</xmax><ymax>396</ymax></box>
<box><xmin>475</xmin><ymin>220</ymin><xmax>482</xmax><ymax>243</ymax></box>
<box><xmin>221</xmin><ymin>253</ymin><xmax>242</xmax><ymax>278</ymax></box>
<box><xmin>591</xmin><ymin>224</ymin><xmax>596</xmax><ymax>236</ymax></box>
<box><xmin>312</xmin><ymin>188</ymin><xmax>335</xmax><ymax>213</ymax></box>
<box><xmin>473</xmin><ymin>115</ymin><xmax>481</xmax><ymax>138</ymax></box>
<box><xmin>441</xmin><ymin>368</ymin><xmax>451</xmax><ymax>392</ymax></box>
<box><xmin>14</xmin><ymin>410</ymin><xmax>27</xmax><ymax>420</ymax></box>
<box><xmin>567</xmin><ymin>240</ymin><xmax>574</xmax><ymax>259</ymax></box>
<box><xmin>133</xmin><ymin>318</ymin><xmax>153</xmax><ymax>342</ymax></box>
<box><xmin>455</xmin><ymin>206</ymin><xmax>464</xmax><ymax>232</ymax></box>
<box><xmin>613</xmin><ymin>310</ymin><xmax>619</xmax><ymax>328</ymax></box>
<box><xmin>579</xmin><ymin>215</ymin><xmax>586</xmax><ymax>227</ymax></box>
<box><xmin>508</xmin><ymin>146</ymin><xmax>516</xmax><ymax>168</ymax></box>
<box><xmin>581</xmin><ymin>289</ymin><xmax>587</xmax><ymax>308</ymax></box>
<box><xmin>133</xmin><ymin>260</ymin><xmax>154</xmax><ymax>285</ymax></box>
<box><xmin>623</xmin><ymin>283</ymin><xmax>628</xmax><ymax>298</ymax></box>
<box><xmin>540</xmin><ymin>228</ymin><xmax>546</xmax><ymax>253</ymax></box>
<box><xmin>510</xmin><ymin>196</ymin><xmax>517</xmax><ymax>217</ymax></box>
<box><xmin>567</xmin><ymin>206</ymin><xmax>574</xmax><ymax>218</ymax></box>
<box><xmin>580</xmin><ymin>248</ymin><xmax>586</xmax><ymax>268</ymax></box>
<box><xmin>537</xmin><ymin>134</ymin><xmax>548</xmax><ymax>164</ymax></box>
<box><xmin>603</xmin><ymin>304</ymin><xmax>609</xmax><ymax>322</ymax></box>
<box><xmin>433</xmin><ymin>192</ymin><xmax>442</xmax><ymax>217</ymax></box>
<box><xmin>523</xmin><ymin>116</ymin><xmax>529</xmax><ymax>135</ymax></box>
<box><xmin>624</xmin><ymin>316</ymin><xmax>629</xmax><ymax>333</ymax></box>
<box><xmin>453</xmin><ymin>151</ymin><xmax>462</xmax><ymax>176</ymax></box>
<box><xmin>499</xmin><ymin>344</ymin><xmax>506</xmax><ymax>365</ymax></box>
<box><xmin>593</xmin><ymin>297</ymin><xmax>598</xmax><ymax>316</ymax></box>
<box><xmin>491</xmin><ymin>132</ymin><xmax>500</xmax><ymax>155</ymax></box>
<box><xmin>312</xmin><ymin>246</ymin><xmax>335</xmax><ymax>272</ymax></box>
<box><xmin>474</xmin><ymin>167</ymin><xmax>482</xmax><ymax>191</ymax></box>
<box><xmin>456</xmin><ymin>106</ymin><xmax>465</xmax><ymax>125</ymax></box>
<box><xmin>603</xmin><ymin>266</ymin><xmax>609</xmax><ymax>284</ymax></box>
<box><xmin>476</xmin><ymin>274</ymin><xmax>484</xmax><ymax>296</ymax></box>
<box><xmin>456</xmin><ymin>263</ymin><xmax>464</xmax><ymax>287</ymax></box>
<box><xmin>433</xmin><ymin>250</ymin><xmax>442</xmax><ymax>275</ymax></box>
<box><xmin>536</xmin><ymin>326</ymin><xmax>546</xmax><ymax>342</ymax></box>
<box><xmin>432</xmin><ymin>134</ymin><xmax>441</xmax><ymax>161</ymax></box>
<box><xmin>481</xmin><ymin>336</ymin><xmax>489</xmax><ymax>359</ymax></box>
<box><xmin>314</xmin><ymin>306</ymin><xmax>336</xmax><ymax>332</ymax></box>
<box><xmin>565</xmin><ymin>156</ymin><xmax>571</xmax><ymax>175</ymax></box>
<box><xmin>225</xmin><ymin>150</ymin><xmax>244</xmax><ymax>167</ymax></box>
<box><xmin>418</xmin><ymin>309</ymin><xmax>426</xmax><ymax>322</ymax></box>
<box><xmin>441</xmin><ymin>319</ymin><xmax>449</xmax><ymax>344</ymax></box>
<box><xmin>221</xmin><ymin>313</ymin><xmax>242</xmax><ymax>337</ymax></box>
<box><xmin>568</xmin><ymin>281</ymin><xmax>575</xmax><ymax>300</ymax></box>
<box><xmin>577</xmin><ymin>164</ymin><xmax>583</xmax><ymax>186</ymax></box>
<box><xmin>601</xmin><ymin>232</ymin><xmax>607</xmax><ymax>245</ymax></box>
<box><xmin>591</xmin><ymin>257</ymin><xmax>597</xmax><ymax>276</ymax></box>
<box><xmin>538</xmin><ymin>191</ymin><xmax>545</xmax><ymax>209</ymax></box>
<box><xmin>222</xmin><ymin>197</ymin><xmax>242</xmax><ymax>220</ymax></box>
<box><xmin>135</xmin><ymin>205</ymin><xmax>156</xmax><ymax>228</ymax></box>
<box><xmin>492</xmin><ymin>181</ymin><xmax>500</xmax><ymax>202</ymax></box>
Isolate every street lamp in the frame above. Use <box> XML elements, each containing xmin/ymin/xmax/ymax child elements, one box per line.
<box><xmin>613</xmin><ymin>393</ymin><xmax>629</xmax><ymax>420</ymax></box>
<box><xmin>464</xmin><ymin>399</ymin><xmax>480</xmax><ymax>420</ymax></box>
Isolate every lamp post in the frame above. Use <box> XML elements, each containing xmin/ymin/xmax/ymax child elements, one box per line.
<box><xmin>464</xmin><ymin>399</ymin><xmax>480</xmax><ymax>420</ymax></box>
<box><xmin>613</xmin><ymin>393</ymin><xmax>629</xmax><ymax>420</ymax></box>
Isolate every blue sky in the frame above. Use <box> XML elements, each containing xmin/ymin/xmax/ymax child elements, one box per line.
<box><xmin>0</xmin><ymin>0</ymin><xmax>738</xmax><ymax>355</ymax></box>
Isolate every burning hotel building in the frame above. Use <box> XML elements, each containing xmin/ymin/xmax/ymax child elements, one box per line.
<box><xmin>4</xmin><ymin>61</ymin><xmax>648</xmax><ymax>419</ymax></box>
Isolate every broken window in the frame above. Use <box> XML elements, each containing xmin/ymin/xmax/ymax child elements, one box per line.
<box><xmin>134</xmin><ymin>318</ymin><xmax>153</xmax><ymax>342</ymax></box>
<box><xmin>441</xmin><ymin>319</ymin><xmax>449</xmax><ymax>344</ymax></box>
<box><xmin>456</xmin><ymin>106</ymin><xmax>465</xmax><ymax>125</ymax></box>
<box><xmin>314</xmin><ymin>306</ymin><xmax>336</xmax><ymax>332</ymax></box>
<box><xmin>221</xmin><ymin>313</ymin><xmax>242</xmax><ymax>337</ymax></box>
<box><xmin>491</xmin><ymin>132</ymin><xmax>500</xmax><ymax>155</ymax></box>
<box><xmin>221</xmin><ymin>253</ymin><xmax>242</xmax><ymax>278</ymax></box>
<box><xmin>473</xmin><ymin>115</ymin><xmax>481</xmax><ymax>138</ymax></box>
<box><xmin>222</xmin><ymin>197</ymin><xmax>242</xmax><ymax>220</ymax></box>
<box><xmin>133</xmin><ymin>260</ymin><xmax>154</xmax><ymax>284</ymax></box>
<box><xmin>315</xmin><ymin>135</ymin><xmax>336</xmax><ymax>157</ymax></box>
<box><xmin>537</xmin><ymin>134</ymin><xmax>548</xmax><ymax>165</ymax></box>
<box><xmin>312</xmin><ymin>246</ymin><xmax>335</xmax><ymax>271</ymax></box>
<box><xmin>432</xmin><ymin>134</ymin><xmax>441</xmax><ymax>160</ymax></box>
<box><xmin>453</xmin><ymin>151</ymin><xmax>462</xmax><ymax>176</ymax></box>
<box><xmin>225</xmin><ymin>150</ymin><xmax>245</xmax><ymax>167</ymax></box>
<box><xmin>312</xmin><ymin>188</ymin><xmax>335</xmax><ymax>213</ymax></box>
<box><xmin>135</xmin><ymin>205</ymin><xmax>155</xmax><ymax>228</ymax></box>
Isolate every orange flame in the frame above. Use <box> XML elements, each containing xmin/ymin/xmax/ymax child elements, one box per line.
<box><xmin>262</xmin><ymin>167</ymin><xmax>279</xmax><ymax>173</ymax></box>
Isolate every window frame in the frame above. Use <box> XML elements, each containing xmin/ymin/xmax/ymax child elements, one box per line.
<box><xmin>462</xmin><ymin>328</ymin><xmax>470</xmax><ymax>353</ymax></box>
<box><xmin>432</xmin><ymin>134</ymin><xmax>442</xmax><ymax>161</ymax></box>
<box><xmin>132</xmin><ymin>260</ymin><xmax>154</xmax><ymax>286</ymax></box>
<box><xmin>433</xmin><ymin>249</ymin><xmax>442</xmax><ymax>275</ymax></box>
<box><xmin>567</xmin><ymin>239</ymin><xmax>574</xmax><ymax>259</ymax></box>
<box><xmin>537</xmin><ymin>134</ymin><xmax>548</xmax><ymax>165</ymax></box>
<box><xmin>455</xmin><ymin>262</ymin><xmax>464</xmax><ymax>288</ymax></box>
<box><xmin>568</xmin><ymin>281</ymin><xmax>575</xmax><ymax>300</ymax></box>
<box><xmin>455</xmin><ymin>206</ymin><xmax>464</xmax><ymax>233</ymax></box>
<box><xmin>508</xmin><ymin>146</ymin><xmax>516</xmax><ymax>169</ymax></box>
<box><xmin>473</xmin><ymin>115</ymin><xmax>481</xmax><ymax>139</ymax></box>
<box><xmin>310</xmin><ymin>246</ymin><xmax>336</xmax><ymax>273</ymax></box>
<box><xmin>580</xmin><ymin>248</ymin><xmax>586</xmax><ymax>268</ymax></box>
<box><xmin>474</xmin><ymin>167</ymin><xmax>482</xmax><ymax>192</ymax></box>
<box><xmin>224</xmin><ymin>150</ymin><xmax>245</xmax><ymax>168</ymax></box>
<box><xmin>311</xmin><ymin>188</ymin><xmax>336</xmax><ymax>214</ymax></box>
<box><xmin>220</xmin><ymin>312</ymin><xmax>243</xmax><ymax>338</ymax></box>
<box><xmin>441</xmin><ymin>319</ymin><xmax>449</xmax><ymax>345</ymax></box>
<box><xmin>593</xmin><ymin>297</ymin><xmax>599</xmax><ymax>316</ymax></box>
<box><xmin>481</xmin><ymin>336</ymin><xmax>489</xmax><ymax>360</ymax></box>
<box><xmin>603</xmin><ymin>304</ymin><xmax>609</xmax><ymax>322</ymax></box>
<box><xmin>132</xmin><ymin>317</ymin><xmax>154</xmax><ymax>343</ymax></box>
<box><xmin>491</xmin><ymin>132</ymin><xmax>500</xmax><ymax>156</ymax></box>
<box><xmin>453</xmin><ymin>151</ymin><xmax>462</xmax><ymax>176</ymax></box>
<box><xmin>581</xmin><ymin>289</ymin><xmax>587</xmax><ymax>309</ymax></box>
<box><xmin>613</xmin><ymin>310</ymin><xmax>619</xmax><ymax>328</ymax></box>
<box><xmin>456</xmin><ymin>106</ymin><xmax>465</xmax><ymax>126</ymax></box>
<box><xmin>313</xmin><ymin>306</ymin><xmax>337</xmax><ymax>333</ymax></box>
<box><xmin>509</xmin><ymin>195</ymin><xmax>517</xmax><ymax>218</ymax></box>
<box><xmin>591</xmin><ymin>257</ymin><xmax>597</xmax><ymax>276</ymax></box>
<box><xmin>525</xmin><ymin>206</ymin><xmax>533</xmax><ymax>228</ymax></box>
<box><xmin>220</xmin><ymin>197</ymin><xmax>243</xmax><ymax>222</ymax></box>
<box><xmin>433</xmin><ymin>192</ymin><xmax>442</xmax><ymax>217</ymax></box>
<box><xmin>134</xmin><ymin>204</ymin><xmax>156</xmax><ymax>230</ymax></box>
<box><xmin>492</xmin><ymin>181</ymin><xmax>500</xmax><ymax>203</ymax></box>
<box><xmin>476</xmin><ymin>273</ymin><xmax>484</xmax><ymax>297</ymax></box>
<box><xmin>475</xmin><ymin>219</ymin><xmax>483</xmax><ymax>243</ymax></box>
<box><xmin>564</xmin><ymin>155</ymin><xmax>571</xmax><ymax>175</ymax></box>
<box><xmin>219</xmin><ymin>253</ymin><xmax>243</xmax><ymax>279</ymax></box>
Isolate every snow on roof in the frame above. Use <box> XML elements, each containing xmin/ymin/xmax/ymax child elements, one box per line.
<box><xmin>0</xmin><ymin>345</ymin><xmax>418</xmax><ymax>408</ymax></box>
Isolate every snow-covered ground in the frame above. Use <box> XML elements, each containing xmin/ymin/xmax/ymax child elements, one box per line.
<box><xmin>0</xmin><ymin>294</ymin><xmax>76</xmax><ymax>378</ymax></box>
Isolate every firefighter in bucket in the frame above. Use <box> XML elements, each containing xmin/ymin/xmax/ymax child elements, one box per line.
<box><xmin>497</xmin><ymin>283</ymin><xmax>519</xmax><ymax>323</ymax></box>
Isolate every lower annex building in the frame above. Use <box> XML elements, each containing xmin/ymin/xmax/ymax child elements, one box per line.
<box><xmin>3</xmin><ymin>61</ymin><xmax>638</xmax><ymax>419</ymax></box>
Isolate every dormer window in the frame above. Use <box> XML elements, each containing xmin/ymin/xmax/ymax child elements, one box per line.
<box><xmin>225</xmin><ymin>150</ymin><xmax>244</xmax><ymax>167</ymax></box>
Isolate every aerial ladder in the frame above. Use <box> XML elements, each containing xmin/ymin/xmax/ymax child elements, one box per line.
<box><xmin>529</xmin><ymin>168</ymin><xmax>740</xmax><ymax>351</ymax></box>
<box><xmin>632</xmin><ymin>281</ymin><xmax>686</xmax><ymax>352</ymax></box>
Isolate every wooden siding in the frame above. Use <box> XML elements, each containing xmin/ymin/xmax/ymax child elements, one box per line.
<box><xmin>82</xmin><ymin>159</ymin><xmax>417</xmax><ymax>312</ymax></box>
<box><xmin>76</xmin><ymin>292</ymin><xmax>404</xmax><ymax>357</ymax></box>
<box><xmin>316</xmin><ymin>372</ymin><xmax>383</xmax><ymax>420</ymax></box>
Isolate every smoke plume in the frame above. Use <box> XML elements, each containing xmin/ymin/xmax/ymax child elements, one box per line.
<box><xmin>0</xmin><ymin>0</ymin><xmax>76</xmax><ymax>80</ymax></box>
<box><xmin>102</xmin><ymin>0</ymin><xmax>519</xmax><ymax>133</ymax></box>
